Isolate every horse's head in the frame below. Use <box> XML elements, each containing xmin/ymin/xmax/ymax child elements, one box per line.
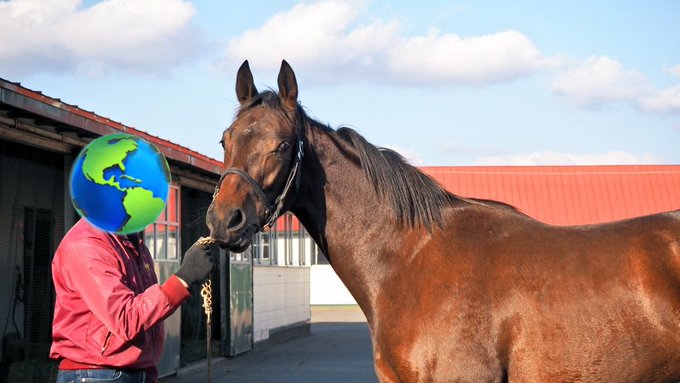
<box><xmin>207</xmin><ymin>60</ymin><xmax>304</xmax><ymax>252</ymax></box>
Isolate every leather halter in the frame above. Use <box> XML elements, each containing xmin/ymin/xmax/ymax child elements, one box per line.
<box><xmin>213</xmin><ymin>127</ymin><xmax>304</xmax><ymax>230</ymax></box>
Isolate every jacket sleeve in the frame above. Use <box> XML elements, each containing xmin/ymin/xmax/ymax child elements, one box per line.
<box><xmin>61</xmin><ymin>236</ymin><xmax>188</xmax><ymax>342</ymax></box>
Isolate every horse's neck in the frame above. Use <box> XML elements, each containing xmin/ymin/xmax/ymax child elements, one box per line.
<box><xmin>291</xmin><ymin>123</ymin><xmax>400</xmax><ymax>317</ymax></box>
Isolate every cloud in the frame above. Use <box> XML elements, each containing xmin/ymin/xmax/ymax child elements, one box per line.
<box><xmin>224</xmin><ymin>0</ymin><xmax>553</xmax><ymax>87</ymax></box>
<box><xmin>552</xmin><ymin>56</ymin><xmax>680</xmax><ymax>114</ymax></box>
<box><xmin>666</xmin><ymin>65</ymin><xmax>680</xmax><ymax>78</ymax></box>
<box><xmin>475</xmin><ymin>150</ymin><xmax>663</xmax><ymax>166</ymax></box>
<box><xmin>638</xmin><ymin>84</ymin><xmax>680</xmax><ymax>114</ymax></box>
<box><xmin>0</xmin><ymin>0</ymin><xmax>200</xmax><ymax>77</ymax></box>
<box><xmin>551</xmin><ymin>56</ymin><xmax>650</xmax><ymax>109</ymax></box>
<box><xmin>387</xmin><ymin>29</ymin><xmax>550</xmax><ymax>86</ymax></box>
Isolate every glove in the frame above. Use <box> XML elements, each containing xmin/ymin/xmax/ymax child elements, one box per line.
<box><xmin>176</xmin><ymin>242</ymin><xmax>215</xmax><ymax>287</ymax></box>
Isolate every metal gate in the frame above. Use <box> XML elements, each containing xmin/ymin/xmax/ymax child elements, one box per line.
<box><xmin>221</xmin><ymin>251</ymin><xmax>253</xmax><ymax>356</ymax></box>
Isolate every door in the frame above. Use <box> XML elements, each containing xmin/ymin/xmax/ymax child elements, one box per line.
<box><xmin>222</xmin><ymin>251</ymin><xmax>253</xmax><ymax>356</ymax></box>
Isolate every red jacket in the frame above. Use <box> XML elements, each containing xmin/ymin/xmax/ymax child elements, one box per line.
<box><xmin>50</xmin><ymin>219</ymin><xmax>189</xmax><ymax>382</ymax></box>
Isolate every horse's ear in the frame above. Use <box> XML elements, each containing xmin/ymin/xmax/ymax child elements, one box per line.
<box><xmin>236</xmin><ymin>60</ymin><xmax>258</xmax><ymax>104</ymax></box>
<box><xmin>277</xmin><ymin>60</ymin><xmax>298</xmax><ymax>109</ymax></box>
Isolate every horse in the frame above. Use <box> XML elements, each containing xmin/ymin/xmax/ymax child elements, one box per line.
<box><xmin>206</xmin><ymin>60</ymin><xmax>680</xmax><ymax>382</ymax></box>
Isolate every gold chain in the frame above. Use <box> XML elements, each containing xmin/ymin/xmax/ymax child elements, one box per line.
<box><xmin>201</xmin><ymin>280</ymin><xmax>212</xmax><ymax>322</ymax></box>
<box><xmin>197</xmin><ymin>237</ymin><xmax>215</xmax><ymax>383</ymax></box>
<box><xmin>196</xmin><ymin>236</ymin><xmax>216</xmax><ymax>246</ymax></box>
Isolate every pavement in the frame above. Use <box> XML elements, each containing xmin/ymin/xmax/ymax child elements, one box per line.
<box><xmin>160</xmin><ymin>306</ymin><xmax>378</xmax><ymax>383</ymax></box>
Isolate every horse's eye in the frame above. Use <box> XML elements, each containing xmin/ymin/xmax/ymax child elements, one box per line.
<box><xmin>277</xmin><ymin>141</ymin><xmax>291</xmax><ymax>154</ymax></box>
<box><xmin>219</xmin><ymin>139</ymin><xmax>225</xmax><ymax>149</ymax></box>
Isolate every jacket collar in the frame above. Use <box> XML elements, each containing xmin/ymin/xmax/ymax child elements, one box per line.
<box><xmin>110</xmin><ymin>232</ymin><xmax>144</xmax><ymax>256</ymax></box>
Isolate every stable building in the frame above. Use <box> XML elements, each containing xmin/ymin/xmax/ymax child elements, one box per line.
<box><xmin>0</xmin><ymin>78</ymin><xmax>315</xmax><ymax>382</ymax></box>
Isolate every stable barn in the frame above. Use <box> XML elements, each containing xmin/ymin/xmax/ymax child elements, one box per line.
<box><xmin>0</xmin><ymin>79</ymin><xmax>315</xmax><ymax>382</ymax></box>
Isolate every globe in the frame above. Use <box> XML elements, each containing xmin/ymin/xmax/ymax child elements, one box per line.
<box><xmin>70</xmin><ymin>133</ymin><xmax>171</xmax><ymax>234</ymax></box>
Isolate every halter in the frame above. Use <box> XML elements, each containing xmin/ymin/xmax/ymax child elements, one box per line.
<box><xmin>213</xmin><ymin>125</ymin><xmax>304</xmax><ymax>230</ymax></box>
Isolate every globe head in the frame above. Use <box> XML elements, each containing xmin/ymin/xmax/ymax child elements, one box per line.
<box><xmin>69</xmin><ymin>133</ymin><xmax>171</xmax><ymax>234</ymax></box>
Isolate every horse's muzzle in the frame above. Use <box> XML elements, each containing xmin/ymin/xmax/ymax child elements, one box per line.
<box><xmin>206</xmin><ymin>203</ymin><xmax>258</xmax><ymax>253</ymax></box>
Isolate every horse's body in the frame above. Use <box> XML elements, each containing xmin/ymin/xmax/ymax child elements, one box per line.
<box><xmin>207</xmin><ymin>60</ymin><xmax>680</xmax><ymax>382</ymax></box>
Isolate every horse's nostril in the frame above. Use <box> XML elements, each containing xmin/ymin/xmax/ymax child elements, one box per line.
<box><xmin>226</xmin><ymin>208</ymin><xmax>245</xmax><ymax>230</ymax></box>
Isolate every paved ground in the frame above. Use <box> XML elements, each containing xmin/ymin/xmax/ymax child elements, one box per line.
<box><xmin>160</xmin><ymin>306</ymin><xmax>378</xmax><ymax>383</ymax></box>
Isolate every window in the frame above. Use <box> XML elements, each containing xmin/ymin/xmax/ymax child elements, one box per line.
<box><xmin>145</xmin><ymin>185</ymin><xmax>180</xmax><ymax>260</ymax></box>
<box><xmin>312</xmin><ymin>246</ymin><xmax>330</xmax><ymax>265</ymax></box>
<box><xmin>252</xmin><ymin>230</ymin><xmax>271</xmax><ymax>265</ymax></box>
<box><xmin>250</xmin><ymin>213</ymin><xmax>322</xmax><ymax>267</ymax></box>
<box><xmin>298</xmin><ymin>221</ymin><xmax>307</xmax><ymax>266</ymax></box>
<box><xmin>283</xmin><ymin>214</ymin><xmax>293</xmax><ymax>265</ymax></box>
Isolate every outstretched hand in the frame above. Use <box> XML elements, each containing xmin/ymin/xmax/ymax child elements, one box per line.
<box><xmin>175</xmin><ymin>241</ymin><xmax>215</xmax><ymax>287</ymax></box>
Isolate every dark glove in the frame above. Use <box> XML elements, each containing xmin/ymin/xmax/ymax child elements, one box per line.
<box><xmin>176</xmin><ymin>242</ymin><xmax>215</xmax><ymax>287</ymax></box>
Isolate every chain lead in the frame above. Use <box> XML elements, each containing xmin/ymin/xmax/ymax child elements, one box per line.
<box><xmin>197</xmin><ymin>236</ymin><xmax>215</xmax><ymax>383</ymax></box>
<box><xmin>201</xmin><ymin>279</ymin><xmax>212</xmax><ymax>383</ymax></box>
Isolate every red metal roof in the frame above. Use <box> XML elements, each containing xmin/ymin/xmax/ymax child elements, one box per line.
<box><xmin>422</xmin><ymin>165</ymin><xmax>680</xmax><ymax>226</ymax></box>
<box><xmin>0</xmin><ymin>78</ymin><xmax>222</xmax><ymax>175</ymax></box>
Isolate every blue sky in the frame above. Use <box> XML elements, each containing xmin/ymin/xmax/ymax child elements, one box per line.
<box><xmin>1</xmin><ymin>0</ymin><xmax>678</xmax><ymax>166</ymax></box>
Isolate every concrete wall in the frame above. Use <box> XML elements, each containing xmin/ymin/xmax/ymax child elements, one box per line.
<box><xmin>253</xmin><ymin>266</ymin><xmax>310</xmax><ymax>344</ymax></box>
<box><xmin>310</xmin><ymin>265</ymin><xmax>357</xmax><ymax>305</ymax></box>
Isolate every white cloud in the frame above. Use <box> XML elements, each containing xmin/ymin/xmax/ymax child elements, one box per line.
<box><xmin>224</xmin><ymin>0</ymin><xmax>552</xmax><ymax>87</ymax></box>
<box><xmin>552</xmin><ymin>56</ymin><xmax>680</xmax><ymax>114</ymax></box>
<box><xmin>666</xmin><ymin>65</ymin><xmax>680</xmax><ymax>78</ymax></box>
<box><xmin>0</xmin><ymin>0</ymin><xmax>200</xmax><ymax>77</ymax></box>
<box><xmin>475</xmin><ymin>150</ymin><xmax>663</xmax><ymax>166</ymax></box>
<box><xmin>388</xmin><ymin>29</ymin><xmax>550</xmax><ymax>86</ymax></box>
<box><xmin>551</xmin><ymin>56</ymin><xmax>650</xmax><ymax>108</ymax></box>
<box><xmin>228</xmin><ymin>1</ymin><xmax>359</xmax><ymax>65</ymax></box>
<box><xmin>638</xmin><ymin>84</ymin><xmax>680</xmax><ymax>114</ymax></box>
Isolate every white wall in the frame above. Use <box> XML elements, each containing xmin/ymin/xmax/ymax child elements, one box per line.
<box><xmin>253</xmin><ymin>266</ymin><xmax>310</xmax><ymax>343</ymax></box>
<box><xmin>310</xmin><ymin>265</ymin><xmax>357</xmax><ymax>305</ymax></box>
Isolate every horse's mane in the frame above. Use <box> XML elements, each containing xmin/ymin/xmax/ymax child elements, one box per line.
<box><xmin>334</xmin><ymin>127</ymin><xmax>456</xmax><ymax>231</ymax></box>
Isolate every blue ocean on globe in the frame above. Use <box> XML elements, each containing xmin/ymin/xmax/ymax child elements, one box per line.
<box><xmin>70</xmin><ymin>133</ymin><xmax>171</xmax><ymax>234</ymax></box>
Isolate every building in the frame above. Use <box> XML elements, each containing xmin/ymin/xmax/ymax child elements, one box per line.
<box><xmin>0</xmin><ymin>78</ymin><xmax>315</xmax><ymax>382</ymax></box>
<box><xmin>421</xmin><ymin>165</ymin><xmax>680</xmax><ymax>226</ymax></box>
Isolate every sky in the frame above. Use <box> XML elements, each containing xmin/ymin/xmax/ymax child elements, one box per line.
<box><xmin>1</xmin><ymin>0</ymin><xmax>679</xmax><ymax>166</ymax></box>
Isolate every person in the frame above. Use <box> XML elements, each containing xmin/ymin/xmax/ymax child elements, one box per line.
<box><xmin>49</xmin><ymin>218</ymin><xmax>214</xmax><ymax>383</ymax></box>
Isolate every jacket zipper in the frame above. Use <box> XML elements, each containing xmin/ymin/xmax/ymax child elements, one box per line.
<box><xmin>101</xmin><ymin>331</ymin><xmax>112</xmax><ymax>354</ymax></box>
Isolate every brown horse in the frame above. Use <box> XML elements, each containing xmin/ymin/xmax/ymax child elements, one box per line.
<box><xmin>207</xmin><ymin>60</ymin><xmax>680</xmax><ymax>382</ymax></box>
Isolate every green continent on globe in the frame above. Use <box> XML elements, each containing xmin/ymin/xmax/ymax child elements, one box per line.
<box><xmin>81</xmin><ymin>134</ymin><xmax>138</xmax><ymax>190</ymax></box>
<box><xmin>121</xmin><ymin>187</ymin><xmax>165</xmax><ymax>233</ymax></box>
